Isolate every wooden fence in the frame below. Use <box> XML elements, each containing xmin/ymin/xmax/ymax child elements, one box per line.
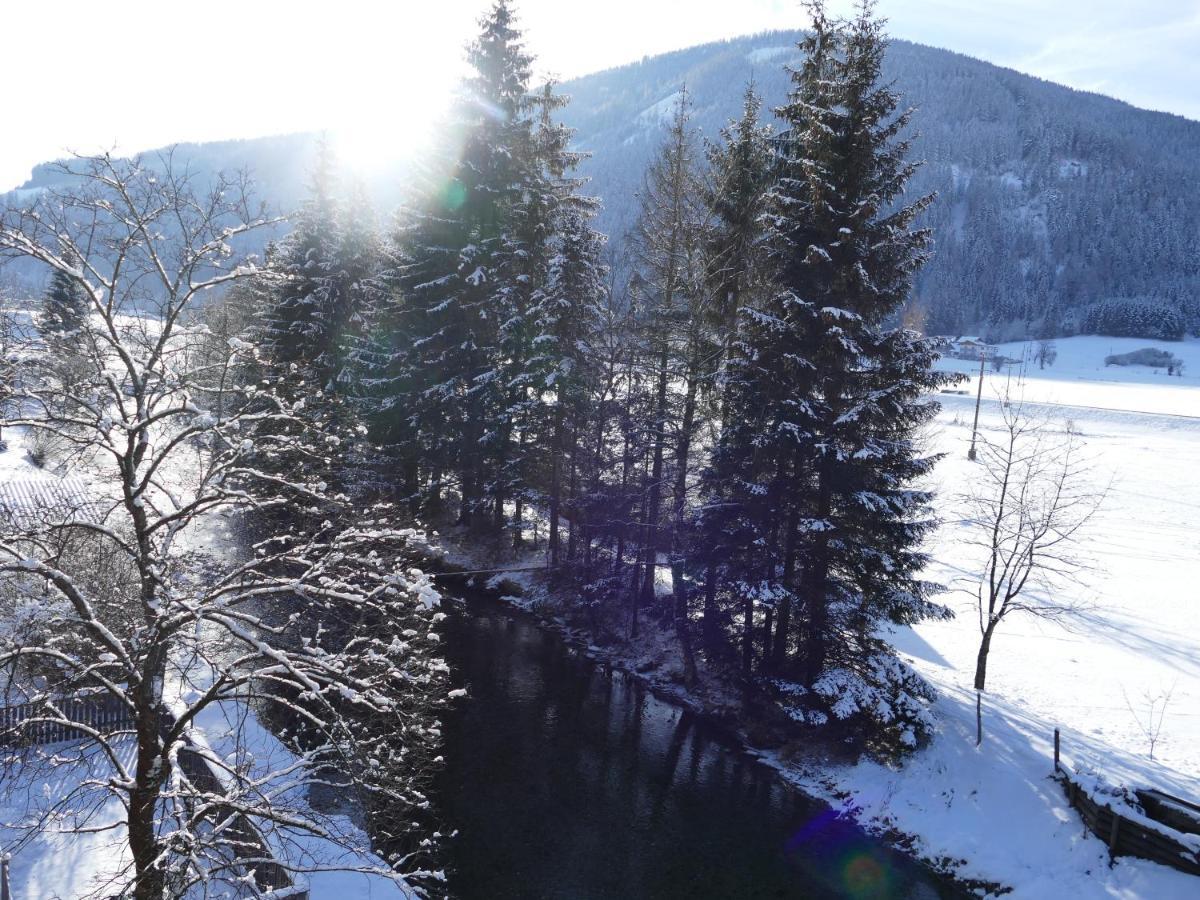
<box><xmin>1054</xmin><ymin>728</ymin><xmax>1200</xmax><ymax>876</ymax></box>
<box><xmin>0</xmin><ymin>695</ymin><xmax>136</xmax><ymax>746</ymax></box>
<box><xmin>0</xmin><ymin>697</ymin><xmax>308</xmax><ymax>899</ymax></box>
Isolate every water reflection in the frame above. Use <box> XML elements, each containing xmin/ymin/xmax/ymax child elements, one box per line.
<box><xmin>437</xmin><ymin>602</ymin><xmax>958</xmax><ymax>899</ymax></box>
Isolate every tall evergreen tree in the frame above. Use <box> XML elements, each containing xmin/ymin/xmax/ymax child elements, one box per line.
<box><xmin>41</xmin><ymin>247</ymin><xmax>89</xmax><ymax>343</ymax></box>
<box><xmin>702</xmin><ymin>0</ymin><xmax>954</xmax><ymax>749</ymax></box>
<box><xmin>253</xmin><ymin>145</ymin><xmax>382</xmax><ymax>509</ymax></box>
<box><xmin>698</xmin><ymin>84</ymin><xmax>776</xmax><ymax>652</ymax></box>
<box><xmin>258</xmin><ymin>142</ymin><xmax>345</xmax><ymax>393</ymax></box>
<box><xmin>518</xmin><ymin>82</ymin><xmax>608</xmax><ymax>560</ymax></box>
<box><xmin>391</xmin><ymin>0</ymin><xmax>539</xmax><ymax>527</ymax></box>
<box><xmin>704</xmin><ymin>83</ymin><xmax>775</xmax><ymax>352</ymax></box>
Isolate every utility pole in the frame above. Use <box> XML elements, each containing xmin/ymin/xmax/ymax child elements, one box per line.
<box><xmin>968</xmin><ymin>351</ymin><xmax>985</xmax><ymax>460</ymax></box>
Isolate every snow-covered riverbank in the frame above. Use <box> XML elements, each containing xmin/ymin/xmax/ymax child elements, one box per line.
<box><xmin>433</xmin><ymin>335</ymin><xmax>1200</xmax><ymax>898</ymax></box>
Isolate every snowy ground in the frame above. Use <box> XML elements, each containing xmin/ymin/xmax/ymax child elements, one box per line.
<box><xmin>0</xmin><ymin>715</ymin><xmax>414</xmax><ymax>899</ymax></box>
<box><xmin>773</xmin><ymin>335</ymin><xmax>1200</xmax><ymax>898</ymax></box>
<box><xmin>0</xmin><ymin>738</ymin><xmax>137</xmax><ymax>898</ymax></box>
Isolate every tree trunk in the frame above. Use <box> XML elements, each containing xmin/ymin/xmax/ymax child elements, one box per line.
<box><xmin>513</xmin><ymin>430</ymin><xmax>527</xmax><ymax>547</ymax></box>
<box><xmin>567</xmin><ymin>426</ymin><xmax>579</xmax><ymax>559</ymax></box>
<box><xmin>403</xmin><ymin>455</ymin><xmax>420</xmax><ymax>517</ymax></box>
<box><xmin>427</xmin><ymin>464</ymin><xmax>443</xmax><ymax>512</ymax></box>
<box><xmin>702</xmin><ymin>563</ymin><xmax>719</xmax><ymax>650</ymax></box>
<box><xmin>458</xmin><ymin>470</ymin><xmax>474</xmax><ymax>526</ymax></box>
<box><xmin>975</xmin><ymin>690</ymin><xmax>983</xmax><ymax>746</ymax></box>
<box><xmin>741</xmin><ymin>594</ymin><xmax>754</xmax><ymax>676</ymax></box>
<box><xmin>802</xmin><ymin>456</ymin><xmax>834</xmax><ymax>687</ymax></box>
<box><xmin>129</xmin><ymin>784</ymin><xmax>165</xmax><ymax>900</ymax></box>
<box><xmin>629</xmin><ymin>560</ymin><xmax>641</xmax><ymax>638</ymax></box>
<box><xmin>638</xmin><ymin>342</ymin><xmax>671</xmax><ymax>608</ymax></box>
<box><xmin>668</xmin><ymin>363</ymin><xmax>700</xmax><ymax>681</ymax></box>
<box><xmin>761</xmin><ymin>607</ymin><xmax>774</xmax><ymax>674</ymax></box>
<box><xmin>614</xmin><ymin>397</ymin><xmax>634</xmax><ymax>576</ymax></box>
<box><xmin>671</xmin><ymin>560</ymin><xmax>698</xmax><ymax>687</ymax></box>
<box><xmin>548</xmin><ymin>403</ymin><xmax>563</xmax><ymax>564</ymax></box>
<box><xmin>129</xmin><ymin>695</ymin><xmax>165</xmax><ymax>900</ymax></box>
<box><xmin>974</xmin><ymin>625</ymin><xmax>996</xmax><ymax>691</ymax></box>
<box><xmin>771</xmin><ymin>503</ymin><xmax>800</xmax><ymax>670</ymax></box>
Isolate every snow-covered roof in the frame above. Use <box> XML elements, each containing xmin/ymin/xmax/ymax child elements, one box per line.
<box><xmin>0</xmin><ymin>476</ymin><xmax>101</xmax><ymax>530</ymax></box>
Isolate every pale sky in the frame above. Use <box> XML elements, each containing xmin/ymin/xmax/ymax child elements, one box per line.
<box><xmin>2</xmin><ymin>0</ymin><xmax>1197</xmax><ymax>191</ymax></box>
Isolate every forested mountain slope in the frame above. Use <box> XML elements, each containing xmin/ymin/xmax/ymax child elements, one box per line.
<box><xmin>560</xmin><ymin>30</ymin><xmax>1200</xmax><ymax>338</ymax></box>
<box><xmin>5</xmin><ymin>31</ymin><xmax>1198</xmax><ymax>338</ymax></box>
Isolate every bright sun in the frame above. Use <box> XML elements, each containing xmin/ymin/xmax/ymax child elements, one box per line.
<box><xmin>330</xmin><ymin>105</ymin><xmax>441</xmax><ymax>176</ymax></box>
<box><xmin>327</xmin><ymin>55</ymin><xmax>460</xmax><ymax>177</ymax></box>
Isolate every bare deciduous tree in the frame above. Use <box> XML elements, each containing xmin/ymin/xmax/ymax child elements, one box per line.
<box><xmin>1123</xmin><ymin>682</ymin><xmax>1176</xmax><ymax>760</ymax></box>
<box><xmin>1034</xmin><ymin>339</ymin><xmax>1057</xmax><ymax>370</ymax></box>
<box><xmin>0</xmin><ymin>154</ymin><xmax>445</xmax><ymax>899</ymax></box>
<box><xmin>963</xmin><ymin>392</ymin><xmax>1105</xmax><ymax>695</ymax></box>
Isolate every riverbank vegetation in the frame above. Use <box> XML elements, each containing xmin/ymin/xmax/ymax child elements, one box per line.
<box><xmin>241</xmin><ymin>0</ymin><xmax>954</xmax><ymax>755</ymax></box>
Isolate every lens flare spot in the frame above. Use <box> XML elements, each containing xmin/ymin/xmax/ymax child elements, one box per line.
<box><xmin>843</xmin><ymin>853</ymin><xmax>888</xmax><ymax>896</ymax></box>
<box><xmin>439</xmin><ymin>179</ymin><xmax>468</xmax><ymax>212</ymax></box>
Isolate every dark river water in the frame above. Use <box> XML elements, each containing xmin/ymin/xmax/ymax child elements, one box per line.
<box><xmin>436</xmin><ymin>599</ymin><xmax>962</xmax><ymax>900</ymax></box>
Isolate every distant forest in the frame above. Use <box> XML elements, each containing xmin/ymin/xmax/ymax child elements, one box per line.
<box><xmin>561</xmin><ymin>31</ymin><xmax>1200</xmax><ymax>341</ymax></box>
<box><xmin>6</xmin><ymin>30</ymin><xmax>1199</xmax><ymax>341</ymax></box>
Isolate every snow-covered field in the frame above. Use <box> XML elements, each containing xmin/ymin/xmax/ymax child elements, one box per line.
<box><xmin>778</xmin><ymin>336</ymin><xmax>1200</xmax><ymax>898</ymax></box>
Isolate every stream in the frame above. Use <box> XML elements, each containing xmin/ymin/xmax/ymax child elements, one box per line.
<box><xmin>435</xmin><ymin>596</ymin><xmax>965</xmax><ymax>899</ymax></box>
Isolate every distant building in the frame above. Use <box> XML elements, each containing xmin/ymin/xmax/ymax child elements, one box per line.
<box><xmin>935</xmin><ymin>336</ymin><xmax>997</xmax><ymax>360</ymax></box>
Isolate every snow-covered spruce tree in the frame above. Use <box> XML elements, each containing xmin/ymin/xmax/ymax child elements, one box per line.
<box><xmin>36</xmin><ymin>244</ymin><xmax>94</xmax><ymax>428</ymax></box>
<box><xmin>254</xmin><ymin>147</ymin><xmax>385</xmax><ymax>512</ymax></box>
<box><xmin>516</xmin><ymin>81</ymin><xmax>608</xmax><ymax>561</ymax></box>
<box><xmin>40</xmin><ymin>245</ymin><xmax>89</xmax><ymax>345</ymax></box>
<box><xmin>696</xmin><ymin>83</ymin><xmax>776</xmax><ymax>656</ymax></box>
<box><xmin>326</xmin><ymin>180</ymin><xmax>389</xmax><ymax>497</ymax></box>
<box><xmin>390</xmin><ymin>0</ymin><xmax>539</xmax><ymax>527</ymax></box>
<box><xmin>257</xmin><ymin>141</ymin><xmax>345</xmax><ymax>391</ymax></box>
<box><xmin>705</xmin><ymin>1</ymin><xmax>955</xmax><ymax>751</ymax></box>
<box><xmin>0</xmin><ymin>154</ymin><xmax>447</xmax><ymax>898</ymax></box>
<box><xmin>703</xmin><ymin>82</ymin><xmax>776</xmax><ymax>357</ymax></box>
<box><xmin>483</xmin><ymin>81</ymin><xmax>570</xmax><ymax>539</ymax></box>
<box><xmin>534</xmin><ymin>199</ymin><xmax>607</xmax><ymax>558</ymax></box>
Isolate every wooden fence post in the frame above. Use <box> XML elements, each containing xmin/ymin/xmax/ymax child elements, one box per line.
<box><xmin>1054</xmin><ymin>727</ymin><xmax>1060</xmax><ymax>773</ymax></box>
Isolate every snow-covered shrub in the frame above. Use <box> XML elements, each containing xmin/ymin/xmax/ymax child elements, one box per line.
<box><xmin>24</xmin><ymin>426</ymin><xmax>68</xmax><ymax>470</ymax></box>
<box><xmin>811</xmin><ymin>648</ymin><xmax>938</xmax><ymax>754</ymax></box>
<box><xmin>770</xmin><ymin>640</ymin><xmax>939</xmax><ymax>757</ymax></box>
<box><xmin>1104</xmin><ymin>347</ymin><xmax>1181</xmax><ymax>369</ymax></box>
